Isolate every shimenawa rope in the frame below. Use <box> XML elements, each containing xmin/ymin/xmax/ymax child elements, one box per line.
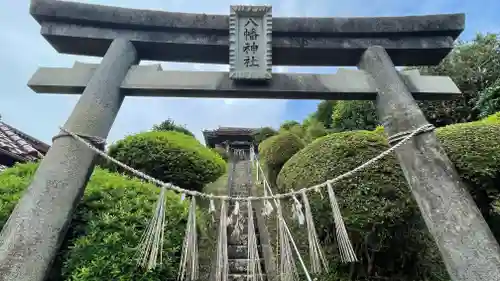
<box><xmin>56</xmin><ymin>123</ymin><xmax>434</xmax><ymax>201</ymax></box>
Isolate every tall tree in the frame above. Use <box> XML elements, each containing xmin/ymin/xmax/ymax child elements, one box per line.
<box><xmin>416</xmin><ymin>33</ymin><xmax>500</xmax><ymax>126</ymax></box>
<box><xmin>476</xmin><ymin>78</ymin><xmax>500</xmax><ymax>118</ymax></box>
<box><xmin>326</xmin><ymin>33</ymin><xmax>500</xmax><ymax>131</ymax></box>
<box><xmin>313</xmin><ymin>100</ymin><xmax>336</xmax><ymax>129</ymax></box>
<box><xmin>279</xmin><ymin>120</ymin><xmax>300</xmax><ymax>131</ymax></box>
<box><xmin>252</xmin><ymin>127</ymin><xmax>278</xmax><ymax>146</ymax></box>
<box><xmin>331</xmin><ymin>100</ymin><xmax>378</xmax><ymax>131</ymax></box>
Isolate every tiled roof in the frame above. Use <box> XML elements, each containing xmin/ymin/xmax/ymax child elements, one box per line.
<box><xmin>0</xmin><ymin>121</ymin><xmax>48</xmax><ymax>163</ymax></box>
<box><xmin>203</xmin><ymin>127</ymin><xmax>258</xmax><ymax>136</ymax></box>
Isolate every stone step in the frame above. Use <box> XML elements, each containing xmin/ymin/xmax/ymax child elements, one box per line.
<box><xmin>228</xmin><ymin>232</ymin><xmax>248</xmax><ymax>245</ymax></box>
<box><xmin>228</xmin><ymin>245</ymin><xmax>263</xmax><ymax>259</ymax></box>
<box><xmin>228</xmin><ymin>274</ymin><xmax>267</xmax><ymax>281</ymax></box>
<box><xmin>229</xmin><ymin>258</ymin><xmax>266</xmax><ymax>273</ymax></box>
<box><xmin>227</xmin><ymin>230</ymin><xmax>262</xmax><ymax>245</ymax></box>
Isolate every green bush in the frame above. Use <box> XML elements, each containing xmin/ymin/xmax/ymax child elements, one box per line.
<box><xmin>212</xmin><ymin>146</ymin><xmax>229</xmax><ymax>161</ymax></box>
<box><xmin>259</xmin><ymin>132</ymin><xmax>305</xmax><ymax>169</ymax></box>
<box><xmin>0</xmin><ymin>163</ymin><xmax>189</xmax><ymax>281</ymax></box>
<box><xmin>106</xmin><ymin>131</ymin><xmax>226</xmax><ymax>192</ymax></box>
<box><xmin>152</xmin><ymin>118</ymin><xmax>195</xmax><ymax>137</ymax></box>
<box><xmin>304</xmin><ymin>120</ymin><xmax>327</xmax><ymax>142</ymax></box>
<box><xmin>483</xmin><ymin>111</ymin><xmax>500</xmax><ymax>123</ymax></box>
<box><xmin>259</xmin><ymin>132</ymin><xmax>305</xmax><ymax>187</ymax></box>
<box><xmin>277</xmin><ymin>118</ymin><xmax>500</xmax><ymax>280</ymax></box>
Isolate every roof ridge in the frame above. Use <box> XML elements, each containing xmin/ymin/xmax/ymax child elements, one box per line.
<box><xmin>1</xmin><ymin>122</ymin><xmax>49</xmax><ymax>148</ymax></box>
<box><xmin>0</xmin><ymin>121</ymin><xmax>47</xmax><ymax>160</ymax></box>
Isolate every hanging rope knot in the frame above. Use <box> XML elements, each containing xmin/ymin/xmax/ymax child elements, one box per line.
<box><xmin>314</xmin><ymin>186</ymin><xmax>324</xmax><ymax>199</ymax></box>
<box><xmin>54</xmin><ymin>127</ymin><xmax>106</xmax><ymax>150</ymax></box>
<box><xmin>387</xmin><ymin>124</ymin><xmax>435</xmax><ymax>146</ymax></box>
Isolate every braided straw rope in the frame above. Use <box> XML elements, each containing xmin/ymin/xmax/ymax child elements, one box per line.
<box><xmin>58</xmin><ymin>124</ymin><xmax>434</xmax><ymax>201</ymax></box>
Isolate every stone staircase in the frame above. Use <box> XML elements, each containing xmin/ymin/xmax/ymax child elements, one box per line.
<box><xmin>227</xmin><ymin>156</ymin><xmax>267</xmax><ymax>281</ymax></box>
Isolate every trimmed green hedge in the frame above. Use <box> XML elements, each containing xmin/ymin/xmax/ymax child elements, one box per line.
<box><xmin>277</xmin><ymin>117</ymin><xmax>500</xmax><ymax>280</ymax></box>
<box><xmin>0</xmin><ymin>163</ymin><xmax>189</xmax><ymax>281</ymax></box>
<box><xmin>258</xmin><ymin>132</ymin><xmax>305</xmax><ymax>185</ymax></box>
<box><xmin>483</xmin><ymin>111</ymin><xmax>500</xmax><ymax>123</ymax></box>
<box><xmin>211</xmin><ymin>146</ymin><xmax>229</xmax><ymax>162</ymax></box>
<box><xmin>258</xmin><ymin>132</ymin><xmax>305</xmax><ymax>169</ymax></box>
<box><xmin>106</xmin><ymin>131</ymin><xmax>226</xmax><ymax>192</ymax></box>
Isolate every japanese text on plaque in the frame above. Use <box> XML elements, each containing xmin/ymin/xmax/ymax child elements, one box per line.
<box><xmin>242</xmin><ymin>18</ymin><xmax>260</xmax><ymax>68</ymax></box>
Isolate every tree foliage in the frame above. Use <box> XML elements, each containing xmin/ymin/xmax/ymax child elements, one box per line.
<box><xmin>279</xmin><ymin>120</ymin><xmax>301</xmax><ymax>131</ymax></box>
<box><xmin>152</xmin><ymin>118</ymin><xmax>195</xmax><ymax>137</ymax></box>
<box><xmin>0</xmin><ymin>163</ymin><xmax>190</xmax><ymax>281</ymax></box>
<box><xmin>304</xmin><ymin>119</ymin><xmax>327</xmax><ymax>142</ymax></box>
<box><xmin>331</xmin><ymin>100</ymin><xmax>378</xmax><ymax>131</ymax></box>
<box><xmin>106</xmin><ymin>131</ymin><xmax>225</xmax><ymax>192</ymax></box>
<box><xmin>312</xmin><ymin>101</ymin><xmax>337</xmax><ymax>129</ymax></box>
<box><xmin>252</xmin><ymin>127</ymin><xmax>278</xmax><ymax>146</ymax></box>
<box><xmin>307</xmin><ymin>33</ymin><xmax>500</xmax><ymax>132</ymax></box>
<box><xmin>416</xmin><ymin>33</ymin><xmax>500</xmax><ymax>126</ymax></box>
<box><xmin>476</xmin><ymin>79</ymin><xmax>500</xmax><ymax>118</ymax></box>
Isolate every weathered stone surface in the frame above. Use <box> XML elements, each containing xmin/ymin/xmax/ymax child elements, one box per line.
<box><xmin>0</xmin><ymin>39</ymin><xmax>138</xmax><ymax>281</ymax></box>
<box><xmin>228</xmin><ymin>245</ymin><xmax>263</xmax><ymax>259</ymax></box>
<box><xmin>359</xmin><ymin>46</ymin><xmax>500</xmax><ymax>281</ymax></box>
<box><xmin>229</xmin><ymin>258</ymin><xmax>265</xmax><ymax>273</ymax></box>
<box><xmin>229</xmin><ymin>5</ymin><xmax>272</xmax><ymax>80</ymax></box>
<box><xmin>30</xmin><ymin>0</ymin><xmax>464</xmax><ymax>66</ymax></box>
<box><xmin>28</xmin><ymin>63</ymin><xmax>461</xmax><ymax>100</ymax></box>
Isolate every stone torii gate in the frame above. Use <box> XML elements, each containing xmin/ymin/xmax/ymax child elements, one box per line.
<box><xmin>1</xmin><ymin>0</ymin><xmax>499</xmax><ymax>280</ymax></box>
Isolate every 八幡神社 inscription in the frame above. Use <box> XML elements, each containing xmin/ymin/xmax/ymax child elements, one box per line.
<box><xmin>229</xmin><ymin>5</ymin><xmax>272</xmax><ymax>80</ymax></box>
<box><xmin>242</xmin><ymin>18</ymin><xmax>260</xmax><ymax>68</ymax></box>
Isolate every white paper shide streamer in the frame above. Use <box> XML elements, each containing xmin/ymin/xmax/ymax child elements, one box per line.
<box><xmin>178</xmin><ymin>197</ymin><xmax>199</xmax><ymax>281</ymax></box>
<box><xmin>291</xmin><ymin>192</ymin><xmax>305</xmax><ymax>225</ymax></box>
<box><xmin>63</xmin><ymin>123</ymin><xmax>428</xmax><ymax>279</ymax></box>
<box><xmin>276</xmin><ymin>201</ymin><xmax>300</xmax><ymax>281</ymax></box>
<box><xmin>136</xmin><ymin>186</ymin><xmax>167</xmax><ymax>270</ymax></box>
<box><xmin>301</xmin><ymin>191</ymin><xmax>328</xmax><ymax>273</ymax></box>
<box><xmin>327</xmin><ymin>182</ymin><xmax>357</xmax><ymax>263</ymax></box>
<box><xmin>247</xmin><ymin>200</ymin><xmax>264</xmax><ymax>281</ymax></box>
<box><xmin>229</xmin><ymin>201</ymin><xmax>244</xmax><ymax>238</ymax></box>
<box><xmin>215</xmin><ymin>200</ymin><xmax>229</xmax><ymax>281</ymax></box>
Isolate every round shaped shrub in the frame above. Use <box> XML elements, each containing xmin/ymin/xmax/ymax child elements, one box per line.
<box><xmin>278</xmin><ymin>130</ymin><xmax>412</xmax><ymax>232</ymax></box>
<box><xmin>258</xmin><ymin>131</ymin><xmax>305</xmax><ymax>169</ymax></box>
<box><xmin>277</xmin><ymin>120</ymin><xmax>500</xmax><ymax>280</ymax></box>
<box><xmin>0</xmin><ymin>163</ymin><xmax>190</xmax><ymax>281</ymax></box>
<box><xmin>483</xmin><ymin>111</ymin><xmax>500</xmax><ymax>123</ymax></box>
<box><xmin>258</xmin><ymin>132</ymin><xmax>305</xmax><ymax>185</ymax></box>
<box><xmin>212</xmin><ymin>146</ymin><xmax>229</xmax><ymax>161</ymax></box>
<box><xmin>107</xmin><ymin>131</ymin><xmax>226</xmax><ymax>192</ymax></box>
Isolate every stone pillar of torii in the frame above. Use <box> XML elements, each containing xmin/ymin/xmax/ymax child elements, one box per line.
<box><xmin>1</xmin><ymin>1</ymin><xmax>498</xmax><ymax>281</ymax></box>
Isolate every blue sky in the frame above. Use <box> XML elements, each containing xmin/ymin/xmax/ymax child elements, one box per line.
<box><xmin>0</xmin><ymin>0</ymin><xmax>499</xmax><ymax>145</ymax></box>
